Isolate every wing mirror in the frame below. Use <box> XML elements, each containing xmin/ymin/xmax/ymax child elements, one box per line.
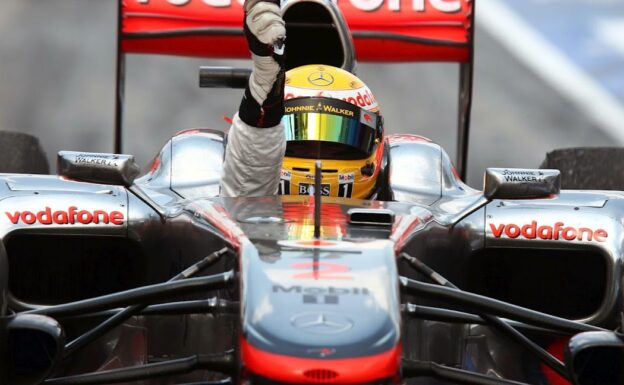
<box><xmin>57</xmin><ymin>151</ymin><xmax>140</xmax><ymax>187</ymax></box>
<box><xmin>484</xmin><ymin>168</ymin><xmax>560</xmax><ymax>199</ymax></box>
<box><xmin>565</xmin><ymin>331</ymin><xmax>624</xmax><ymax>385</ymax></box>
<box><xmin>0</xmin><ymin>314</ymin><xmax>65</xmax><ymax>385</ymax></box>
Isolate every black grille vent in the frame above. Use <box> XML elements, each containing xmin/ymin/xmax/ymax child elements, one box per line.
<box><xmin>462</xmin><ymin>248</ymin><xmax>607</xmax><ymax>320</ymax></box>
<box><xmin>303</xmin><ymin>369</ymin><xmax>339</xmax><ymax>382</ymax></box>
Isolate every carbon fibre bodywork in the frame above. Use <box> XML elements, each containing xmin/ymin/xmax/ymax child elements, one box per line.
<box><xmin>1</xmin><ymin>131</ymin><xmax>622</xmax><ymax>384</ymax></box>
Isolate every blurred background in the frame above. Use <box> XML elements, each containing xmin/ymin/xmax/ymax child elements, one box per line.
<box><xmin>0</xmin><ymin>0</ymin><xmax>622</xmax><ymax>187</ymax></box>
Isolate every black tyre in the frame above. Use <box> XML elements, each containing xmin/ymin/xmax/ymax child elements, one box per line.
<box><xmin>540</xmin><ymin>147</ymin><xmax>624</xmax><ymax>190</ymax></box>
<box><xmin>0</xmin><ymin>131</ymin><xmax>49</xmax><ymax>174</ymax></box>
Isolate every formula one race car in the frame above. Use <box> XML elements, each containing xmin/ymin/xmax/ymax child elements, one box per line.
<box><xmin>1</xmin><ymin>1</ymin><xmax>623</xmax><ymax>385</ymax></box>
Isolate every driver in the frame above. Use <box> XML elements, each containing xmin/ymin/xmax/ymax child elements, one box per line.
<box><xmin>220</xmin><ymin>0</ymin><xmax>384</xmax><ymax>199</ymax></box>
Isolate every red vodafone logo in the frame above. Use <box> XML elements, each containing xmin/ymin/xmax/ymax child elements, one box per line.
<box><xmin>490</xmin><ymin>221</ymin><xmax>608</xmax><ymax>242</ymax></box>
<box><xmin>284</xmin><ymin>89</ymin><xmax>378</xmax><ymax>109</ymax></box>
<box><xmin>5</xmin><ymin>207</ymin><xmax>125</xmax><ymax>226</ymax></box>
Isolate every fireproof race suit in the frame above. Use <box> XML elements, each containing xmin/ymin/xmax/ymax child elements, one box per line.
<box><xmin>220</xmin><ymin>0</ymin><xmax>286</xmax><ymax>197</ymax></box>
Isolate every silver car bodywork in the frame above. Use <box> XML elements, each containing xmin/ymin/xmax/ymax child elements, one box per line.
<box><xmin>1</xmin><ymin>131</ymin><xmax>621</xmax><ymax>384</ymax></box>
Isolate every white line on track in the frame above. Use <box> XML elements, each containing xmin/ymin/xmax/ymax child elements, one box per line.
<box><xmin>478</xmin><ymin>0</ymin><xmax>624</xmax><ymax>145</ymax></box>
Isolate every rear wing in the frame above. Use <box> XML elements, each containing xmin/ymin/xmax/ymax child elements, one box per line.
<box><xmin>121</xmin><ymin>0</ymin><xmax>472</xmax><ymax>62</ymax></box>
<box><xmin>115</xmin><ymin>0</ymin><xmax>475</xmax><ymax>179</ymax></box>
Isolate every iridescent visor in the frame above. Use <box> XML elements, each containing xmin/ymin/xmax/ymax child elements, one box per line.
<box><xmin>282</xmin><ymin>97</ymin><xmax>379</xmax><ymax>156</ymax></box>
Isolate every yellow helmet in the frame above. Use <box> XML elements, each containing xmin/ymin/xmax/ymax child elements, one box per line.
<box><xmin>278</xmin><ymin>65</ymin><xmax>385</xmax><ymax>199</ymax></box>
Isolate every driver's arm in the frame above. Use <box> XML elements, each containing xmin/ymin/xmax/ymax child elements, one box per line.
<box><xmin>220</xmin><ymin>0</ymin><xmax>286</xmax><ymax>197</ymax></box>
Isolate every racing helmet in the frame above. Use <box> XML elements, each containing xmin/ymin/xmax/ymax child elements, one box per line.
<box><xmin>279</xmin><ymin>65</ymin><xmax>384</xmax><ymax>199</ymax></box>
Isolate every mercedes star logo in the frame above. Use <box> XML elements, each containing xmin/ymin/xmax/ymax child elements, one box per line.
<box><xmin>308</xmin><ymin>71</ymin><xmax>334</xmax><ymax>87</ymax></box>
<box><xmin>291</xmin><ymin>312</ymin><xmax>353</xmax><ymax>334</ymax></box>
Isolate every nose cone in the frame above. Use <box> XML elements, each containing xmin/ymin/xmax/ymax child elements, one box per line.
<box><xmin>241</xmin><ymin>337</ymin><xmax>401</xmax><ymax>384</ymax></box>
<box><xmin>240</xmin><ymin>239</ymin><xmax>401</xmax><ymax>383</ymax></box>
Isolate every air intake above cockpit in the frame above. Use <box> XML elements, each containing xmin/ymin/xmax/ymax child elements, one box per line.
<box><xmin>348</xmin><ymin>208</ymin><xmax>395</xmax><ymax>226</ymax></box>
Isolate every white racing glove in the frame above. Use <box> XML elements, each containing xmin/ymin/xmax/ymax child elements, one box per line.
<box><xmin>239</xmin><ymin>0</ymin><xmax>286</xmax><ymax>127</ymax></box>
<box><xmin>245</xmin><ymin>0</ymin><xmax>285</xmax><ymax>51</ymax></box>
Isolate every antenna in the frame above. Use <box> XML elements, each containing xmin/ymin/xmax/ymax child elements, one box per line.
<box><xmin>314</xmin><ymin>160</ymin><xmax>321</xmax><ymax>239</ymax></box>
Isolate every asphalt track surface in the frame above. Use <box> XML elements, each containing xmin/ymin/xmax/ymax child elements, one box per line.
<box><xmin>0</xmin><ymin>0</ymin><xmax>615</xmax><ymax>187</ymax></box>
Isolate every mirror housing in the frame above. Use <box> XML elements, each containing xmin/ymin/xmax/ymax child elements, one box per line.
<box><xmin>484</xmin><ymin>168</ymin><xmax>560</xmax><ymax>200</ymax></box>
<box><xmin>57</xmin><ymin>151</ymin><xmax>140</xmax><ymax>187</ymax></box>
<box><xmin>565</xmin><ymin>331</ymin><xmax>624</xmax><ymax>385</ymax></box>
<box><xmin>0</xmin><ymin>314</ymin><xmax>65</xmax><ymax>385</ymax></box>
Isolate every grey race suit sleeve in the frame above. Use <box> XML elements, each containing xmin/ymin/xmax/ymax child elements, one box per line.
<box><xmin>220</xmin><ymin>0</ymin><xmax>286</xmax><ymax>197</ymax></box>
<box><xmin>220</xmin><ymin>113</ymin><xmax>285</xmax><ymax>197</ymax></box>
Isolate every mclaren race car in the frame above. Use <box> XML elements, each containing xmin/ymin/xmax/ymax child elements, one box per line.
<box><xmin>1</xmin><ymin>1</ymin><xmax>623</xmax><ymax>385</ymax></box>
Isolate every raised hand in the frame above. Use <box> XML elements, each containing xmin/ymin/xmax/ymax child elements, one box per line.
<box><xmin>244</xmin><ymin>0</ymin><xmax>286</xmax><ymax>57</ymax></box>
